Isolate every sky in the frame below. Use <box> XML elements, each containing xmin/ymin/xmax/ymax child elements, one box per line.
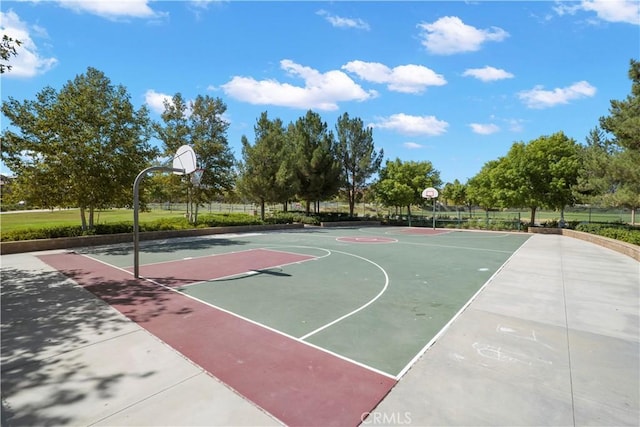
<box><xmin>1</xmin><ymin>0</ymin><xmax>639</xmax><ymax>184</ymax></box>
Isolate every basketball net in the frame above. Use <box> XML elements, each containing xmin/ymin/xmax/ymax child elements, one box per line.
<box><xmin>191</xmin><ymin>168</ymin><xmax>205</xmax><ymax>187</ymax></box>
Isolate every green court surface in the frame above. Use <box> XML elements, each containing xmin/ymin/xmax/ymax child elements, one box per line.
<box><xmin>80</xmin><ymin>227</ymin><xmax>531</xmax><ymax>377</ymax></box>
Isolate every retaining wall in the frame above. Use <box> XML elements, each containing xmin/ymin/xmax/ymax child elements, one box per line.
<box><xmin>529</xmin><ymin>227</ymin><xmax>639</xmax><ymax>262</ymax></box>
<box><xmin>0</xmin><ymin>223</ymin><xmax>304</xmax><ymax>255</ymax></box>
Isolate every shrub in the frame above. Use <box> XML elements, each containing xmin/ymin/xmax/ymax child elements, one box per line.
<box><xmin>575</xmin><ymin>222</ymin><xmax>640</xmax><ymax>245</ymax></box>
<box><xmin>1</xmin><ymin>225</ymin><xmax>85</xmax><ymax>242</ymax></box>
<box><xmin>198</xmin><ymin>213</ymin><xmax>263</xmax><ymax>227</ymax></box>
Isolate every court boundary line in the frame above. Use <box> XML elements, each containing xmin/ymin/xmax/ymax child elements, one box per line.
<box><xmin>394</xmin><ymin>235</ymin><xmax>533</xmax><ymax>380</ymax></box>
<box><xmin>120</xmin><ymin>247</ymin><xmax>265</xmax><ymax>269</ymax></box>
<box><xmin>143</xmin><ymin>274</ymin><xmax>396</xmax><ymax>380</ymax></box>
<box><xmin>176</xmin><ymin>245</ymin><xmax>332</xmax><ymax>288</ymax></box>
<box><xmin>299</xmin><ymin>249</ymin><xmax>389</xmax><ymax>340</ymax></box>
<box><xmin>399</xmin><ymin>240</ymin><xmax>514</xmax><ymax>254</ymax></box>
<box><xmin>358</xmin><ymin>227</ymin><xmax>518</xmax><ymax>239</ymax></box>
<box><xmin>176</xmin><ymin>253</ymin><xmax>322</xmax><ymax>289</ymax></box>
<box><xmin>77</xmin><ymin>252</ymin><xmax>396</xmax><ymax>380</ymax></box>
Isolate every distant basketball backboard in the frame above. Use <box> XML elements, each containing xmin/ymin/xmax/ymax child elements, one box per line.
<box><xmin>422</xmin><ymin>187</ymin><xmax>438</xmax><ymax>199</ymax></box>
<box><xmin>173</xmin><ymin>145</ymin><xmax>198</xmax><ymax>175</ymax></box>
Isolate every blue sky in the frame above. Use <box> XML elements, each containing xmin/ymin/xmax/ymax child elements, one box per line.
<box><xmin>1</xmin><ymin>0</ymin><xmax>639</xmax><ymax>184</ymax></box>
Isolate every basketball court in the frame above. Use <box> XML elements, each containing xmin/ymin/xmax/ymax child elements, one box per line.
<box><xmin>2</xmin><ymin>227</ymin><xmax>638</xmax><ymax>426</ymax></box>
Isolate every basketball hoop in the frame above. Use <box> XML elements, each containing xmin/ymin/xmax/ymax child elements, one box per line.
<box><xmin>422</xmin><ymin>187</ymin><xmax>439</xmax><ymax>230</ymax></box>
<box><xmin>173</xmin><ymin>145</ymin><xmax>198</xmax><ymax>175</ymax></box>
<box><xmin>422</xmin><ymin>187</ymin><xmax>438</xmax><ymax>200</ymax></box>
<box><xmin>191</xmin><ymin>168</ymin><xmax>205</xmax><ymax>187</ymax></box>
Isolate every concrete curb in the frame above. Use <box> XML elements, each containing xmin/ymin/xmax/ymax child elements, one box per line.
<box><xmin>0</xmin><ymin>223</ymin><xmax>304</xmax><ymax>255</ymax></box>
<box><xmin>528</xmin><ymin>226</ymin><xmax>639</xmax><ymax>261</ymax></box>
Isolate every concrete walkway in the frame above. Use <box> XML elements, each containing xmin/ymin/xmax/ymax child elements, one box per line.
<box><xmin>1</xmin><ymin>234</ymin><xmax>639</xmax><ymax>426</ymax></box>
<box><xmin>371</xmin><ymin>234</ymin><xmax>639</xmax><ymax>426</ymax></box>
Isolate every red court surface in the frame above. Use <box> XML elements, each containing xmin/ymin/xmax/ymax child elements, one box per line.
<box><xmin>39</xmin><ymin>252</ymin><xmax>397</xmax><ymax>427</ymax></box>
<box><xmin>130</xmin><ymin>248</ymin><xmax>316</xmax><ymax>287</ymax></box>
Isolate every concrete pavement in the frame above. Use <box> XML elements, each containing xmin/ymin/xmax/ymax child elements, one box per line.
<box><xmin>370</xmin><ymin>234</ymin><xmax>639</xmax><ymax>426</ymax></box>
<box><xmin>1</xmin><ymin>233</ymin><xmax>639</xmax><ymax>426</ymax></box>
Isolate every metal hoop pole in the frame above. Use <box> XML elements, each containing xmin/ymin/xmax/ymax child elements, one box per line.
<box><xmin>133</xmin><ymin>166</ymin><xmax>184</xmax><ymax>278</ymax></box>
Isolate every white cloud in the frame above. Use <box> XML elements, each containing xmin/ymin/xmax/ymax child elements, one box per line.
<box><xmin>582</xmin><ymin>0</ymin><xmax>639</xmax><ymax>24</ymax></box>
<box><xmin>189</xmin><ymin>0</ymin><xmax>224</xmax><ymax>9</ymax></box>
<box><xmin>403</xmin><ymin>142</ymin><xmax>425</xmax><ymax>149</ymax></box>
<box><xmin>221</xmin><ymin>59</ymin><xmax>376</xmax><ymax>111</ymax></box>
<box><xmin>144</xmin><ymin>89</ymin><xmax>174</xmax><ymax>114</ymax></box>
<box><xmin>518</xmin><ymin>81</ymin><xmax>596</xmax><ymax>109</ymax></box>
<box><xmin>555</xmin><ymin>0</ymin><xmax>639</xmax><ymax>25</ymax></box>
<box><xmin>0</xmin><ymin>10</ymin><xmax>58</xmax><ymax>78</ymax></box>
<box><xmin>417</xmin><ymin>16</ymin><xmax>509</xmax><ymax>55</ymax></box>
<box><xmin>316</xmin><ymin>10</ymin><xmax>370</xmax><ymax>30</ymax></box>
<box><xmin>371</xmin><ymin>113</ymin><xmax>449</xmax><ymax>136</ymax></box>
<box><xmin>56</xmin><ymin>0</ymin><xmax>165</xmax><ymax>20</ymax></box>
<box><xmin>506</xmin><ymin>118</ymin><xmax>525</xmax><ymax>132</ymax></box>
<box><xmin>462</xmin><ymin>66</ymin><xmax>514</xmax><ymax>82</ymax></box>
<box><xmin>343</xmin><ymin>60</ymin><xmax>447</xmax><ymax>93</ymax></box>
<box><xmin>469</xmin><ymin>123</ymin><xmax>500</xmax><ymax>135</ymax></box>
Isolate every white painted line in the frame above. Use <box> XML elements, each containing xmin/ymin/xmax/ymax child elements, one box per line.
<box><xmin>82</xmin><ymin>246</ymin><xmax>396</xmax><ymax>380</ymax></box>
<box><xmin>399</xmin><ymin>241</ymin><xmax>513</xmax><ymax>254</ymax></box>
<box><xmin>146</xmin><ymin>276</ymin><xmax>396</xmax><ymax>380</ymax></box>
<box><xmin>300</xmin><ymin>249</ymin><xmax>389</xmax><ymax>340</ymax></box>
<box><xmin>394</xmin><ymin>236</ymin><xmax>533</xmax><ymax>380</ymax></box>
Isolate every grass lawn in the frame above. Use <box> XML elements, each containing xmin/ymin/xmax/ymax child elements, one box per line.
<box><xmin>0</xmin><ymin>205</ymin><xmax>633</xmax><ymax>239</ymax></box>
<box><xmin>0</xmin><ymin>208</ymin><xmax>188</xmax><ymax>234</ymax></box>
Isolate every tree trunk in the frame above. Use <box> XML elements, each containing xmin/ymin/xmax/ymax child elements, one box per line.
<box><xmin>89</xmin><ymin>207</ymin><xmax>94</xmax><ymax>229</ymax></box>
<box><xmin>305</xmin><ymin>200</ymin><xmax>311</xmax><ymax>215</ymax></box>
<box><xmin>348</xmin><ymin>189</ymin><xmax>355</xmax><ymax>217</ymax></box>
<box><xmin>80</xmin><ymin>207</ymin><xmax>87</xmax><ymax>231</ymax></box>
<box><xmin>260</xmin><ymin>199</ymin><xmax>265</xmax><ymax>220</ymax></box>
<box><xmin>632</xmin><ymin>208</ymin><xmax>636</xmax><ymax>225</ymax></box>
<box><xmin>530</xmin><ymin>206</ymin><xmax>537</xmax><ymax>226</ymax></box>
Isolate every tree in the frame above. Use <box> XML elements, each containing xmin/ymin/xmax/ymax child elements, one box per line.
<box><xmin>335</xmin><ymin>112</ymin><xmax>383</xmax><ymax>217</ymax></box>
<box><xmin>1</xmin><ymin>35</ymin><xmax>21</xmax><ymax>74</ymax></box>
<box><xmin>237</xmin><ymin>112</ymin><xmax>297</xmax><ymax>219</ymax></box>
<box><xmin>600</xmin><ymin>59</ymin><xmax>640</xmax><ymax>152</ymax></box>
<box><xmin>154</xmin><ymin>93</ymin><xmax>236</xmax><ymax>224</ymax></box>
<box><xmin>289</xmin><ymin>110</ymin><xmax>341</xmax><ymax>214</ymax></box>
<box><xmin>598</xmin><ymin>59</ymin><xmax>640</xmax><ymax>223</ymax></box>
<box><xmin>465</xmin><ymin>160</ymin><xmax>502</xmax><ymax>214</ymax></box>
<box><xmin>479</xmin><ymin>132</ymin><xmax>582</xmax><ymax>225</ymax></box>
<box><xmin>441</xmin><ymin>179</ymin><xmax>467</xmax><ymax>210</ymax></box>
<box><xmin>374</xmin><ymin>158</ymin><xmax>441</xmax><ymax>220</ymax></box>
<box><xmin>1</xmin><ymin>67</ymin><xmax>156</xmax><ymax>229</ymax></box>
<box><xmin>574</xmin><ymin>127</ymin><xmax>615</xmax><ymax>203</ymax></box>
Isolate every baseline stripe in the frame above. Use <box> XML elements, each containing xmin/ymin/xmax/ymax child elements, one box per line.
<box><xmin>38</xmin><ymin>252</ymin><xmax>396</xmax><ymax>427</ymax></box>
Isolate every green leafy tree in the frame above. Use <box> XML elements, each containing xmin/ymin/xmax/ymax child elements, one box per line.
<box><xmin>466</xmin><ymin>160</ymin><xmax>501</xmax><ymax>213</ymax></box>
<box><xmin>154</xmin><ymin>93</ymin><xmax>235</xmax><ymax>224</ymax></box>
<box><xmin>335</xmin><ymin>112</ymin><xmax>384</xmax><ymax>217</ymax></box>
<box><xmin>374</xmin><ymin>158</ymin><xmax>441</xmax><ymax>220</ymax></box>
<box><xmin>600</xmin><ymin>59</ymin><xmax>640</xmax><ymax>152</ymax></box>
<box><xmin>1</xmin><ymin>35</ymin><xmax>21</xmax><ymax>74</ymax></box>
<box><xmin>1</xmin><ymin>67</ymin><xmax>156</xmax><ymax>229</ymax></box>
<box><xmin>441</xmin><ymin>179</ymin><xmax>467</xmax><ymax>211</ymax></box>
<box><xmin>289</xmin><ymin>110</ymin><xmax>341</xmax><ymax>214</ymax></box>
<box><xmin>575</xmin><ymin>127</ymin><xmax>615</xmax><ymax>203</ymax></box>
<box><xmin>481</xmin><ymin>132</ymin><xmax>582</xmax><ymax>225</ymax></box>
<box><xmin>598</xmin><ymin>59</ymin><xmax>640</xmax><ymax>223</ymax></box>
<box><xmin>237</xmin><ymin>112</ymin><xmax>297</xmax><ymax>219</ymax></box>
